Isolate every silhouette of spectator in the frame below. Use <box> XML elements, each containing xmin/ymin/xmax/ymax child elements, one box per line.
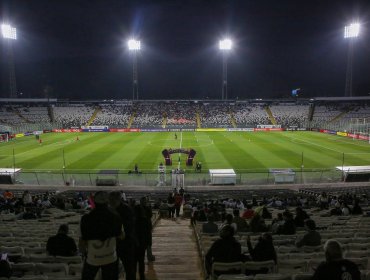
<box><xmin>205</xmin><ymin>225</ymin><xmax>242</xmax><ymax>277</ymax></box>
<box><xmin>47</xmin><ymin>224</ymin><xmax>77</xmax><ymax>257</ymax></box>
<box><xmin>295</xmin><ymin>219</ymin><xmax>321</xmax><ymax>248</ymax></box>
<box><xmin>312</xmin><ymin>239</ymin><xmax>360</xmax><ymax>280</ymax></box>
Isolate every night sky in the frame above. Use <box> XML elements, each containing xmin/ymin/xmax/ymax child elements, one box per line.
<box><xmin>1</xmin><ymin>0</ymin><xmax>370</xmax><ymax>100</ymax></box>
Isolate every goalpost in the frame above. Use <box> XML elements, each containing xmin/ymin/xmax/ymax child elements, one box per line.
<box><xmin>349</xmin><ymin>117</ymin><xmax>370</xmax><ymax>144</ymax></box>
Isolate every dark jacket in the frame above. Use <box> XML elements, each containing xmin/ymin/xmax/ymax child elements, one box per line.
<box><xmin>277</xmin><ymin>219</ymin><xmax>296</xmax><ymax>235</ymax></box>
<box><xmin>47</xmin><ymin>233</ymin><xmax>77</xmax><ymax>256</ymax></box>
<box><xmin>312</xmin><ymin>259</ymin><xmax>361</xmax><ymax>280</ymax></box>
<box><xmin>247</xmin><ymin>239</ymin><xmax>277</xmax><ymax>264</ymax></box>
<box><xmin>202</xmin><ymin>222</ymin><xmax>219</xmax><ymax>234</ymax></box>
<box><xmin>80</xmin><ymin>205</ymin><xmax>122</xmax><ymax>241</ymax></box>
<box><xmin>205</xmin><ymin>237</ymin><xmax>242</xmax><ymax>274</ymax></box>
<box><xmin>295</xmin><ymin>230</ymin><xmax>321</xmax><ymax>248</ymax></box>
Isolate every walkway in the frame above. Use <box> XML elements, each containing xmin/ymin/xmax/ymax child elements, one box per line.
<box><xmin>146</xmin><ymin>218</ymin><xmax>204</xmax><ymax>280</ymax></box>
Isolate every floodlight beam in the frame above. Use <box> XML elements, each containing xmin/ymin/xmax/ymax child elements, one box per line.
<box><xmin>1</xmin><ymin>24</ymin><xmax>17</xmax><ymax>40</ymax></box>
<box><xmin>128</xmin><ymin>39</ymin><xmax>141</xmax><ymax>51</ymax></box>
<box><xmin>219</xmin><ymin>39</ymin><xmax>232</xmax><ymax>50</ymax></box>
<box><xmin>344</xmin><ymin>23</ymin><xmax>360</xmax><ymax>39</ymax></box>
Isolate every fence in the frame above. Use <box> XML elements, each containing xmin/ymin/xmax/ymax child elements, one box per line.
<box><xmin>11</xmin><ymin>168</ymin><xmax>346</xmax><ymax>187</ymax></box>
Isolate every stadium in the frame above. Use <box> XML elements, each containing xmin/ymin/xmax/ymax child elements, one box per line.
<box><xmin>1</xmin><ymin>1</ymin><xmax>370</xmax><ymax>280</ymax></box>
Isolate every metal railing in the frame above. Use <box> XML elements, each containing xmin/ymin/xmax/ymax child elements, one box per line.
<box><xmin>12</xmin><ymin>168</ymin><xmax>345</xmax><ymax>187</ymax></box>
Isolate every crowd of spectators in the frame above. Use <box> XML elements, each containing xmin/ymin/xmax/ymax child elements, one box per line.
<box><xmin>199</xmin><ymin>103</ymin><xmax>232</xmax><ymax>127</ymax></box>
<box><xmin>270</xmin><ymin>104</ymin><xmax>309</xmax><ymax>128</ymax></box>
<box><xmin>233</xmin><ymin>104</ymin><xmax>271</xmax><ymax>127</ymax></box>
<box><xmin>91</xmin><ymin>104</ymin><xmax>131</xmax><ymax>127</ymax></box>
<box><xmin>53</xmin><ymin>105</ymin><xmax>94</xmax><ymax>128</ymax></box>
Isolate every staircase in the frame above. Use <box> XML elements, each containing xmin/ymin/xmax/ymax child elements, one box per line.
<box><xmin>329</xmin><ymin>110</ymin><xmax>350</xmax><ymax>123</ymax></box>
<box><xmin>264</xmin><ymin>106</ymin><xmax>277</xmax><ymax>125</ymax></box>
<box><xmin>162</xmin><ymin>113</ymin><xmax>167</xmax><ymax>128</ymax></box>
<box><xmin>86</xmin><ymin>107</ymin><xmax>101</xmax><ymax>126</ymax></box>
<box><xmin>14</xmin><ymin>109</ymin><xmax>31</xmax><ymax>123</ymax></box>
<box><xmin>196</xmin><ymin>112</ymin><xmax>201</xmax><ymax>128</ymax></box>
<box><xmin>230</xmin><ymin>111</ymin><xmax>237</xmax><ymax>128</ymax></box>
<box><xmin>47</xmin><ymin>106</ymin><xmax>55</xmax><ymax>123</ymax></box>
<box><xmin>127</xmin><ymin>112</ymin><xmax>136</xmax><ymax>128</ymax></box>
<box><xmin>146</xmin><ymin>219</ymin><xmax>204</xmax><ymax>280</ymax></box>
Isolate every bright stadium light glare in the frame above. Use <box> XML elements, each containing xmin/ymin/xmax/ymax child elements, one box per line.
<box><xmin>1</xmin><ymin>24</ymin><xmax>17</xmax><ymax>40</ymax></box>
<box><xmin>128</xmin><ymin>39</ymin><xmax>141</xmax><ymax>50</ymax></box>
<box><xmin>344</xmin><ymin>23</ymin><xmax>360</xmax><ymax>38</ymax></box>
<box><xmin>219</xmin><ymin>39</ymin><xmax>232</xmax><ymax>50</ymax></box>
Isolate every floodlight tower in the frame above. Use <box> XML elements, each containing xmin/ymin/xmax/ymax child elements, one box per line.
<box><xmin>128</xmin><ymin>39</ymin><xmax>141</xmax><ymax>100</ymax></box>
<box><xmin>1</xmin><ymin>23</ymin><xmax>17</xmax><ymax>98</ymax></box>
<box><xmin>219</xmin><ymin>39</ymin><xmax>232</xmax><ymax>100</ymax></box>
<box><xmin>344</xmin><ymin>22</ymin><xmax>360</xmax><ymax>97</ymax></box>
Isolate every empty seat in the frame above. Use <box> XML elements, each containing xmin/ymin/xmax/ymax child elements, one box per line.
<box><xmin>35</xmin><ymin>263</ymin><xmax>68</xmax><ymax>277</ymax></box>
<box><xmin>277</xmin><ymin>259</ymin><xmax>307</xmax><ymax>274</ymax></box>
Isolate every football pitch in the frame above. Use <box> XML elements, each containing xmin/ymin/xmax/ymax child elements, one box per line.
<box><xmin>0</xmin><ymin>131</ymin><xmax>369</xmax><ymax>173</ymax></box>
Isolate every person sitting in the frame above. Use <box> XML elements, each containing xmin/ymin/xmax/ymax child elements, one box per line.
<box><xmin>330</xmin><ymin>202</ymin><xmax>342</xmax><ymax>216</ymax></box>
<box><xmin>295</xmin><ymin>219</ymin><xmax>321</xmax><ymax>248</ymax></box>
<box><xmin>276</xmin><ymin>211</ymin><xmax>296</xmax><ymax>235</ymax></box>
<box><xmin>242</xmin><ymin>204</ymin><xmax>255</xmax><ymax>219</ymax></box>
<box><xmin>312</xmin><ymin>239</ymin><xmax>361</xmax><ymax>280</ymax></box>
<box><xmin>271</xmin><ymin>213</ymin><xmax>285</xmax><ymax>234</ymax></box>
<box><xmin>294</xmin><ymin>206</ymin><xmax>309</xmax><ymax>228</ymax></box>
<box><xmin>249</xmin><ymin>214</ymin><xmax>268</xmax><ymax>233</ymax></box>
<box><xmin>202</xmin><ymin>214</ymin><xmax>219</xmax><ymax>234</ymax></box>
<box><xmin>232</xmin><ymin>209</ymin><xmax>249</xmax><ymax>232</ymax></box>
<box><xmin>341</xmin><ymin>202</ymin><xmax>351</xmax><ymax>216</ymax></box>
<box><xmin>205</xmin><ymin>225</ymin><xmax>242</xmax><ymax>277</ymax></box>
<box><xmin>246</xmin><ymin>233</ymin><xmax>277</xmax><ymax>275</ymax></box>
<box><xmin>352</xmin><ymin>199</ymin><xmax>363</xmax><ymax>215</ymax></box>
<box><xmin>47</xmin><ymin>224</ymin><xmax>77</xmax><ymax>256</ymax></box>
<box><xmin>219</xmin><ymin>214</ymin><xmax>237</xmax><ymax>232</ymax></box>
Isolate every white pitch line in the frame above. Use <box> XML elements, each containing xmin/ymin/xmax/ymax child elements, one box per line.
<box><xmin>281</xmin><ymin>133</ymin><xmax>344</xmax><ymax>154</ymax></box>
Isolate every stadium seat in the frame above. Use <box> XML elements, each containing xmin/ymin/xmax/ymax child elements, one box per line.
<box><xmin>254</xmin><ymin>274</ymin><xmax>291</xmax><ymax>280</ymax></box>
<box><xmin>244</xmin><ymin>260</ymin><xmax>275</xmax><ymax>275</ymax></box>
<box><xmin>277</xmin><ymin>259</ymin><xmax>307</xmax><ymax>274</ymax></box>
<box><xmin>211</xmin><ymin>262</ymin><xmax>244</xmax><ymax>280</ymax></box>
<box><xmin>35</xmin><ymin>263</ymin><xmax>68</xmax><ymax>276</ymax></box>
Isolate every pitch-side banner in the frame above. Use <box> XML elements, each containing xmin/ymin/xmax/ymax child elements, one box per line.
<box><xmin>196</xmin><ymin>128</ymin><xmax>227</xmax><ymax>132</ymax></box>
<box><xmin>337</xmin><ymin>132</ymin><xmax>348</xmax><ymax>137</ymax></box>
<box><xmin>254</xmin><ymin>128</ymin><xmax>283</xmax><ymax>131</ymax></box>
<box><xmin>53</xmin><ymin>129</ymin><xmax>82</xmax><ymax>133</ymax></box>
<box><xmin>227</xmin><ymin>128</ymin><xmax>254</xmax><ymax>132</ymax></box>
<box><xmin>109</xmin><ymin>128</ymin><xmax>141</xmax><ymax>132</ymax></box>
<box><xmin>81</xmin><ymin>126</ymin><xmax>109</xmax><ymax>130</ymax></box>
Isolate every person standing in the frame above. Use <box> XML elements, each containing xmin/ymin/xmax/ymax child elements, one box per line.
<box><xmin>134</xmin><ymin>197</ymin><xmax>153</xmax><ymax>280</ymax></box>
<box><xmin>79</xmin><ymin>191</ymin><xmax>124</xmax><ymax>280</ymax></box>
<box><xmin>108</xmin><ymin>191</ymin><xmax>136</xmax><ymax>280</ymax></box>
<box><xmin>174</xmin><ymin>191</ymin><xmax>183</xmax><ymax>218</ymax></box>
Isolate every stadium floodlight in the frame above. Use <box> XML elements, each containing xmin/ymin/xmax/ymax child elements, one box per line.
<box><xmin>1</xmin><ymin>24</ymin><xmax>17</xmax><ymax>40</ymax></box>
<box><xmin>344</xmin><ymin>23</ymin><xmax>360</xmax><ymax>38</ymax></box>
<box><xmin>219</xmin><ymin>39</ymin><xmax>232</xmax><ymax>50</ymax></box>
<box><xmin>219</xmin><ymin>38</ymin><xmax>232</xmax><ymax>100</ymax></box>
<box><xmin>127</xmin><ymin>39</ymin><xmax>141</xmax><ymax>100</ymax></box>
<box><xmin>128</xmin><ymin>39</ymin><xmax>141</xmax><ymax>51</ymax></box>
<box><xmin>344</xmin><ymin>22</ymin><xmax>360</xmax><ymax>97</ymax></box>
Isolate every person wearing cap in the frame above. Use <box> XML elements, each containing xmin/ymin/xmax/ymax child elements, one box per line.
<box><xmin>295</xmin><ymin>219</ymin><xmax>321</xmax><ymax>248</ymax></box>
<box><xmin>312</xmin><ymin>239</ymin><xmax>360</xmax><ymax>280</ymax></box>
<box><xmin>205</xmin><ymin>225</ymin><xmax>242</xmax><ymax>277</ymax></box>
<box><xmin>47</xmin><ymin>224</ymin><xmax>77</xmax><ymax>257</ymax></box>
<box><xmin>80</xmin><ymin>191</ymin><xmax>124</xmax><ymax>280</ymax></box>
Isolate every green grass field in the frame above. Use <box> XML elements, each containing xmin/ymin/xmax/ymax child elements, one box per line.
<box><xmin>0</xmin><ymin>131</ymin><xmax>370</xmax><ymax>172</ymax></box>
